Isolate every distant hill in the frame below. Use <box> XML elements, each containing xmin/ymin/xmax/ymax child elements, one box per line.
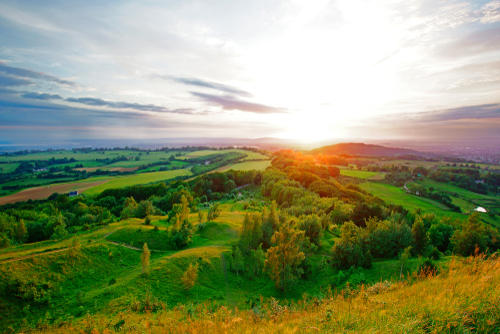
<box><xmin>310</xmin><ymin>142</ymin><xmax>421</xmax><ymax>157</ymax></box>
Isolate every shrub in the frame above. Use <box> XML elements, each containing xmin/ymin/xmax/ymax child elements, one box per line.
<box><xmin>417</xmin><ymin>258</ymin><xmax>437</xmax><ymax>275</ymax></box>
<box><xmin>109</xmin><ymin>278</ymin><xmax>116</xmax><ymax>286</ymax></box>
<box><xmin>428</xmin><ymin>247</ymin><xmax>441</xmax><ymax>260</ymax></box>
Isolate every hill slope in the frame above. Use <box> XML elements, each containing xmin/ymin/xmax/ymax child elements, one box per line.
<box><xmin>310</xmin><ymin>142</ymin><xmax>421</xmax><ymax>157</ymax></box>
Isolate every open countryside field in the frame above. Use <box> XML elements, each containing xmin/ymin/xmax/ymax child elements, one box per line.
<box><xmin>340</xmin><ymin>169</ymin><xmax>384</xmax><ymax>180</ymax></box>
<box><xmin>84</xmin><ymin>169</ymin><xmax>192</xmax><ymax>196</ymax></box>
<box><xmin>360</xmin><ymin>182</ymin><xmax>466</xmax><ymax>220</ymax></box>
<box><xmin>178</xmin><ymin>149</ymin><xmax>269</xmax><ymax>161</ymax></box>
<box><xmin>0</xmin><ymin>179</ymin><xmax>109</xmax><ymax>205</ymax></box>
<box><xmin>217</xmin><ymin>160</ymin><xmax>271</xmax><ymax>172</ymax></box>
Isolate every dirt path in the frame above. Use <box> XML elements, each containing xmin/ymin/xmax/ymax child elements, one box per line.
<box><xmin>220</xmin><ymin>252</ymin><xmax>229</xmax><ymax>296</ymax></box>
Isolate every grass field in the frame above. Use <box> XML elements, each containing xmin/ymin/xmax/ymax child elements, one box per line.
<box><xmin>360</xmin><ymin>182</ymin><xmax>466</xmax><ymax>220</ymax></box>
<box><xmin>340</xmin><ymin>169</ymin><xmax>384</xmax><ymax>180</ymax></box>
<box><xmin>217</xmin><ymin>160</ymin><xmax>271</xmax><ymax>172</ymax></box>
<box><xmin>177</xmin><ymin>149</ymin><xmax>268</xmax><ymax>161</ymax></box>
<box><xmin>84</xmin><ymin>169</ymin><xmax>192</xmax><ymax>196</ymax></box>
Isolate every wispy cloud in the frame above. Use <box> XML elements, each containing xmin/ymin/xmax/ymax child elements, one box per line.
<box><xmin>153</xmin><ymin>74</ymin><xmax>252</xmax><ymax>97</ymax></box>
<box><xmin>0</xmin><ymin>62</ymin><xmax>78</xmax><ymax>87</ymax></box>
<box><xmin>65</xmin><ymin>97</ymin><xmax>197</xmax><ymax>114</ymax></box>
<box><xmin>191</xmin><ymin>92</ymin><xmax>287</xmax><ymax>114</ymax></box>
<box><xmin>20</xmin><ymin>92</ymin><xmax>63</xmax><ymax>100</ymax></box>
<box><xmin>0</xmin><ymin>72</ymin><xmax>32</xmax><ymax>87</ymax></box>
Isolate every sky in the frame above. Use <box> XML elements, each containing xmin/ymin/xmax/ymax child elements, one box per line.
<box><xmin>0</xmin><ymin>0</ymin><xmax>499</xmax><ymax>146</ymax></box>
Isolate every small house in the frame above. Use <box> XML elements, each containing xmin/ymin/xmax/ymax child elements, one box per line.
<box><xmin>475</xmin><ymin>180</ymin><xmax>484</xmax><ymax>184</ymax></box>
<box><xmin>205</xmin><ymin>160</ymin><xmax>210</xmax><ymax>165</ymax></box>
<box><xmin>69</xmin><ymin>191</ymin><xmax>78</xmax><ymax>197</ymax></box>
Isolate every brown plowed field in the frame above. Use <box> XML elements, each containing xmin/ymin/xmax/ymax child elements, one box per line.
<box><xmin>0</xmin><ymin>180</ymin><xmax>108</xmax><ymax>205</ymax></box>
<box><xmin>74</xmin><ymin>167</ymin><xmax>138</xmax><ymax>172</ymax></box>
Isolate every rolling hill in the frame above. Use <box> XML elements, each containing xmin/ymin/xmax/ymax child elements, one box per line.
<box><xmin>310</xmin><ymin>142</ymin><xmax>421</xmax><ymax>157</ymax></box>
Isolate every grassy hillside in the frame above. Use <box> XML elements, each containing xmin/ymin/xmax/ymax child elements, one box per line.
<box><xmin>0</xmin><ymin>204</ymin><xmax>450</xmax><ymax>332</ymax></box>
<box><xmin>5</xmin><ymin>251</ymin><xmax>499</xmax><ymax>333</ymax></box>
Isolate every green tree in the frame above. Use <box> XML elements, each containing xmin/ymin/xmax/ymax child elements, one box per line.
<box><xmin>264</xmin><ymin>221</ymin><xmax>305</xmax><ymax>291</ymax></box>
<box><xmin>412</xmin><ymin>216</ymin><xmax>429</xmax><ymax>256</ymax></box>
<box><xmin>247</xmin><ymin>245</ymin><xmax>265</xmax><ymax>278</ymax></box>
<box><xmin>16</xmin><ymin>219</ymin><xmax>27</xmax><ymax>242</ymax></box>
<box><xmin>224</xmin><ymin>180</ymin><xmax>236</xmax><ymax>193</ymax></box>
<box><xmin>181</xmin><ymin>263</ymin><xmax>199</xmax><ymax>290</ymax></box>
<box><xmin>198</xmin><ymin>211</ymin><xmax>205</xmax><ymax>224</ymax></box>
<box><xmin>231</xmin><ymin>246</ymin><xmax>244</xmax><ymax>276</ymax></box>
<box><xmin>207</xmin><ymin>202</ymin><xmax>221</xmax><ymax>221</ymax></box>
<box><xmin>399</xmin><ymin>246</ymin><xmax>412</xmax><ymax>279</ymax></box>
<box><xmin>428</xmin><ymin>223</ymin><xmax>454</xmax><ymax>252</ymax></box>
<box><xmin>451</xmin><ymin>213</ymin><xmax>489</xmax><ymax>256</ymax></box>
<box><xmin>121</xmin><ymin>197</ymin><xmax>138</xmax><ymax>219</ymax></box>
<box><xmin>298</xmin><ymin>214</ymin><xmax>323</xmax><ymax>248</ymax></box>
<box><xmin>141</xmin><ymin>243</ymin><xmax>151</xmax><ymax>274</ymax></box>
<box><xmin>51</xmin><ymin>222</ymin><xmax>68</xmax><ymax>240</ymax></box>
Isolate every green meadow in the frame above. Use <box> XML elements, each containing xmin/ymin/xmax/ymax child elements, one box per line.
<box><xmin>84</xmin><ymin>169</ymin><xmax>192</xmax><ymax>196</ymax></box>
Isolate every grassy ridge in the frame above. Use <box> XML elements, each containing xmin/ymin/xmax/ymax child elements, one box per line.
<box><xmin>217</xmin><ymin>160</ymin><xmax>271</xmax><ymax>172</ymax></box>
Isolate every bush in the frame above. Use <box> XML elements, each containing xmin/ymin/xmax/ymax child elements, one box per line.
<box><xmin>428</xmin><ymin>247</ymin><xmax>441</xmax><ymax>260</ymax></box>
<box><xmin>109</xmin><ymin>278</ymin><xmax>117</xmax><ymax>286</ymax></box>
<box><xmin>417</xmin><ymin>259</ymin><xmax>437</xmax><ymax>275</ymax></box>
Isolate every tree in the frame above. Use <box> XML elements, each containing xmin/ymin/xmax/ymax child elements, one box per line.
<box><xmin>412</xmin><ymin>216</ymin><xmax>429</xmax><ymax>256</ymax></box>
<box><xmin>181</xmin><ymin>263</ymin><xmax>199</xmax><ymax>290</ymax></box>
<box><xmin>136</xmin><ymin>200</ymin><xmax>155</xmax><ymax>218</ymax></box>
<box><xmin>265</xmin><ymin>221</ymin><xmax>305</xmax><ymax>291</ymax></box>
<box><xmin>298</xmin><ymin>214</ymin><xmax>323</xmax><ymax>248</ymax></box>
<box><xmin>231</xmin><ymin>246</ymin><xmax>244</xmax><ymax>276</ymax></box>
<box><xmin>262</xmin><ymin>201</ymin><xmax>279</xmax><ymax>249</ymax></box>
<box><xmin>207</xmin><ymin>202</ymin><xmax>221</xmax><ymax>221</ymax></box>
<box><xmin>247</xmin><ymin>245</ymin><xmax>265</xmax><ymax>278</ymax></box>
<box><xmin>69</xmin><ymin>238</ymin><xmax>81</xmax><ymax>258</ymax></box>
<box><xmin>399</xmin><ymin>246</ymin><xmax>412</xmax><ymax>279</ymax></box>
<box><xmin>121</xmin><ymin>197</ymin><xmax>138</xmax><ymax>219</ymax></box>
<box><xmin>144</xmin><ymin>215</ymin><xmax>152</xmax><ymax>226</ymax></box>
<box><xmin>198</xmin><ymin>211</ymin><xmax>205</xmax><ymax>224</ymax></box>
<box><xmin>224</xmin><ymin>180</ymin><xmax>236</xmax><ymax>193</ymax></box>
<box><xmin>331</xmin><ymin>221</ymin><xmax>371</xmax><ymax>269</ymax></box>
<box><xmin>327</xmin><ymin>166</ymin><xmax>340</xmax><ymax>178</ymax></box>
<box><xmin>51</xmin><ymin>222</ymin><xmax>68</xmax><ymax>240</ymax></box>
<box><xmin>141</xmin><ymin>243</ymin><xmax>151</xmax><ymax>274</ymax></box>
<box><xmin>428</xmin><ymin>223</ymin><xmax>454</xmax><ymax>252</ymax></box>
<box><xmin>451</xmin><ymin>213</ymin><xmax>489</xmax><ymax>256</ymax></box>
<box><xmin>16</xmin><ymin>219</ymin><xmax>27</xmax><ymax>242</ymax></box>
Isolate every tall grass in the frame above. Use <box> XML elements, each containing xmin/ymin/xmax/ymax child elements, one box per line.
<box><xmin>17</xmin><ymin>253</ymin><xmax>500</xmax><ymax>333</ymax></box>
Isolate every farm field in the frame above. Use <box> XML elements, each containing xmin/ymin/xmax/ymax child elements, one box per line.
<box><xmin>339</xmin><ymin>169</ymin><xmax>384</xmax><ymax>180</ymax></box>
<box><xmin>0</xmin><ymin>179</ymin><xmax>109</xmax><ymax>205</ymax></box>
<box><xmin>217</xmin><ymin>160</ymin><xmax>271</xmax><ymax>172</ymax></box>
<box><xmin>177</xmin><ymin>149</ymin><xmax>269</xmax><ymax>161</ymax></box>
<box><xmin>84</xmin><ymin>169</ymin><xmax>192</xmax><ymax>196</ymax></box>
<box><xmin>359</xmin><ymin>182</ymin><xmax>466</xmax><ymax>220</ymax></box>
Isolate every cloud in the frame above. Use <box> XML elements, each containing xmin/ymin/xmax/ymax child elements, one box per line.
<box><xmin>437</xmin><ymin>27</ymin><xmax>500</xmax><ymax>58</ymax></box>
<box><xmin>414</xmin><ymin>103</ymin><xmax>500</xmax><ymax>123</ymax></box>
<box><xmin>0</xmin><ymin>72</ymin><xmax>32</xmax><ymax>87</ymax></box>
<box><xmin>191</xmin><ymin>92</ymin><xmax>287</xmax><ymax>114</ymax></box>
<box><xmin>152</xmin><ymin>75</ymin><xmax>252</xmax><ymax>97</ymax></box>
<box><xmin>0</xmin><ymin>62</ymin><xmax>77</xmax><ymax>87</ymax></box>
<box><xmin>65</xmin><ymin>96</ymin><xmax>197</xmax><ymax>114</ymax></box>
<box><xmin>20</xmin><ymin>92</ymin><xmax>63</xmax><ymax>100</ymax></box>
